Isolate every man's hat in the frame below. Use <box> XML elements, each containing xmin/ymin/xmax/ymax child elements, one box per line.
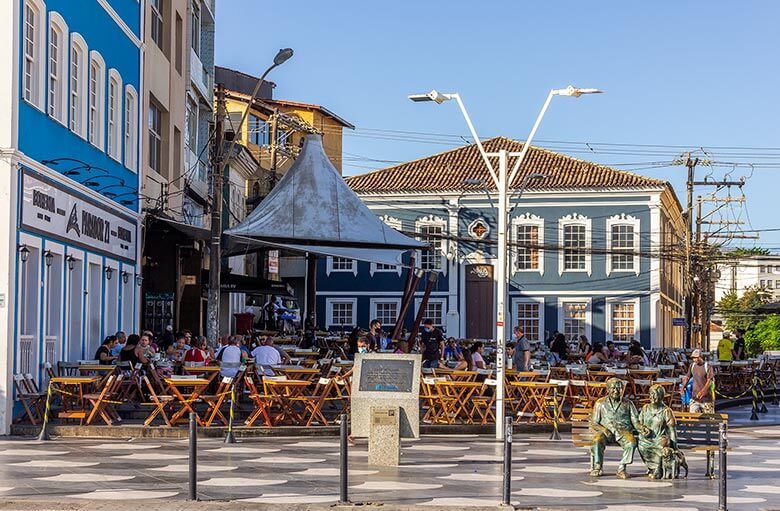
<box><xmin>691</xmin><ymin>348</ymin><xmax>702</xmax><ymax>358</ymax></box>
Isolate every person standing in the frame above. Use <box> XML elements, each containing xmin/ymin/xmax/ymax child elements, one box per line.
<box><xmin>512</xmin><ymin>326</ymin><xmax>532</xmax><ymax>372</ymax></box>
<box><xmin>420</xmin><ymin>318</ymin><xmax>445</xmax><ymax>369</ymax></box>
<box><xmin>366</xmin><ymin>319</ymin><xmax>383</xmax><ymax>352</ymax></box>
<box><xmin>682</xmin><ymin>349</ymin><xmax>715</xmax><ymax>414</ymax></box>
<box><xmin>717</xmin><ymin>334</ymin><xmax>734</xmax><ymax>362</ymax></box>
<box><xmin>733</xmin><ymin>329</ymin><xmax>746</xmax><ymax>360</ymax></box>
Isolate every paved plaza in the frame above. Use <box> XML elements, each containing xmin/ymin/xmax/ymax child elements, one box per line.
<box><xmin>0</xmin><ymin>405</ymin><xmax>777</xmax><ymax>510</ymax></box>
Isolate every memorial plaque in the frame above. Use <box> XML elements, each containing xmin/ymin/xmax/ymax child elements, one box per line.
<box><xmin>358</xmin><ymin>359</ymin><xmax>415</xmax><ymax>393</ymax></box>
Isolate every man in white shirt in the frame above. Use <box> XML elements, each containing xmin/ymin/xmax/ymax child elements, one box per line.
<box><xmin>216</xmin><ymin>338</ymin><xmax>243</xmax><ymax>378</ymax></box>
<box><xmin>251</xmin><ymin>338</ymin><xmax>282</xmax><ymax>376</ymax></box>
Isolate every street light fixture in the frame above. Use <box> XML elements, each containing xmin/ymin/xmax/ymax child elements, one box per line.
<box><xmin>121</xmin><ymin>271</ymin><xmax>129</xmax><ymax>284</ymax></box>
<box><xmin>135</xmin><ymin>275</ymin><xmax>143</xmax><ymax>287</ymax></box>
<box><xmin>410</xmin><ymin>86</ymin><xmax>601</xmax><ymax>439</ymax></box>
<box><xmin>105</xmin><ymin>267</ymin><xmax>114</xmax><ymax>281</ymax></box>
<box><xmin>66</xmin><ymin>254</ymin><xmax>76</xmax><ymax>271</ymax></box>
<box><xmin>44</xmin><ymin>250</ymin><xmax>53</xmax><ymax>268</ymax></box>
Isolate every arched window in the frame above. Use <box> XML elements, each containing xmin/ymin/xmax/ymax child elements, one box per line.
<box><xmin>107</xmin><ymin>69</ymin><xmax>122</xmax><ymax>160</ymax></box>
<box><xmin>47</xmin><ymin>12</ymin><xmax>68</xmax><ymax>124</ymax></box>
<box><xmin>124</xmin><ymin>85</ymin><xmax>138</xmax><ymax>171</ymax></box>
<box><xmin>69</xmin><ymin>33</ymin><xmax>87</xmax><ymax>137</ymax></box>
<box><xmin>88</xmin><ymin>51</ymin><xmax>105</xmax><ymax>149</ymax></box>
<box><xmin>22</xmin><ymin>0</ymin><xmax>46</xmax><ymax>109</ymax></box>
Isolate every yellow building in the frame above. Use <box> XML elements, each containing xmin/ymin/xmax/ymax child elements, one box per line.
<box><xmin>216</xmin><ymin>66</ymin><xmax>353</xmax><ymax>199</ymax></box>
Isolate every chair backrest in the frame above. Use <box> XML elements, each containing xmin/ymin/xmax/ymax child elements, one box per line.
<box><xmin>24</xmin><ymin>373</ymin><xmax>41</xmax><ymax>393</ymax></box>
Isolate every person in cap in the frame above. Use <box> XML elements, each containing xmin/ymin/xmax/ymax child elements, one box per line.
<box><xmin>681</xmin><ymin>349</ymin><xmax>714</xmax><ymax>414</ymax></box>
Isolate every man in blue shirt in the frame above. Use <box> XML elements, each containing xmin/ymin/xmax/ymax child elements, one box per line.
<box><xmin>111</xmin><ymin>331</ymin><xmax>126</xmax><ymax>357</ymax></box>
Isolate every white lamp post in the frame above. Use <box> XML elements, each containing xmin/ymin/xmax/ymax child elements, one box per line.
<box><xmin>410</xmin><ymin>86</ymin><xmax>602</xmax><ymax>439</ymax></box>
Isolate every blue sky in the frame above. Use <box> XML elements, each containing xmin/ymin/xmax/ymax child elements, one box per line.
<box><xmin>216</xmin><ymin>1</ymin><xmax>780</xmax><ymax>248</ymax></box>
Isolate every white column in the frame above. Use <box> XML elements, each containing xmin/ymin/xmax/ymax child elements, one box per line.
<box><xmin>495</xmin><ymin>150</ymin><xmax>508</xmax><ymax>440</ymax></box>
<box><xmin>0</xmin><ymin>155</ymin><xmax>19</xmax><ymax>434</ymax></box>
<box><xmin>445</xmin><ymin>202</ymin><xmax>460</xmax><ymax>337</ymax></box>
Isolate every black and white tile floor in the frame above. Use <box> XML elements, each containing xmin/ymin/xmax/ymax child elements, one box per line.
<box><xmin>0</xmin><ymin>404</ymin><xmax>777</xmax><ymax>510</ymax></box>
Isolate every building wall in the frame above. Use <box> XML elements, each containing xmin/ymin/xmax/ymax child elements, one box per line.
<box><xmin>715</xmin><ymin>255</ymin><xmax>780</xmax><ymax>302</ymax></box>
<box><xmin>0</xmin><ymin>0</ymin><xmax>143</xmax><ymax>433</ymax></box>
<box><xmin>316</xmin><ymin>189</ymin><xmax>684</xmax><ymax>349</ymax></box>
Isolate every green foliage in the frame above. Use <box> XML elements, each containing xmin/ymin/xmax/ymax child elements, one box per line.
<box><xmin>744</xmin><ymin>315</ymin><xmax>780</xmax><ymax>355</ymax></box>
<box><xmin>728</xmin><ymin>247</ymin><xmax>771</xmax><ymax>257</ymax></box>
<box><xmin>717</xmin><ymin>285</ymin><xmax>772</xmax><ymax>333</ymax></box>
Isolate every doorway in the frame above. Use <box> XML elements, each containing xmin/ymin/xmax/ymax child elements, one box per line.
<box><xmin>465</xmin><ymin>264</ymin><xmax>494</xmax><ymax>339</ymax></box>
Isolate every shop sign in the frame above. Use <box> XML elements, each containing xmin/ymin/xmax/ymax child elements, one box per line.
<box><xmin>268</xmin><ymin>250</ymin><xmax>279</xmax><ymax>274</ymax></box>
<box><xmin>21</xmin><ymin>171</ymin><xmax>137</xmax><ymax>262</ymax></box>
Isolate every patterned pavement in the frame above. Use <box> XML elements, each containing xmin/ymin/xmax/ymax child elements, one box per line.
<box><xmin>0</xmin><ymin>404</ymin><xmax>778</xmax><ymax>510</ymax></box>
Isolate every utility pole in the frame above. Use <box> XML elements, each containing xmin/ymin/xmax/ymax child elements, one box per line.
<box><xmin>269</xmin><ymin>111</ymin><xmax>279</xmax><ymax>189</ymax></box>
<box><xmin>684</xmin><ymin>154</ymin><xmax>698</xmax><ymax>348</ymax></box>
<box><xmin>207</xmin><ymin>83</ymin><xmax>226</xmax><ymax>343</ymax></box>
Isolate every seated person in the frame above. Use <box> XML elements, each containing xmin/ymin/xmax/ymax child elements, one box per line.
<box><xmin>470</xmin><ymin>342</ymin><xmax>486</xmax><ymax>370</ymax></box>
<box><xmin>184</xmin><ymin>337</ymin><xmax>211</xmax><ymax>365</ymax></box>
<box><xmin>444</xmin><ymin>338</ymin><xmax>468</xmax><ymax>370</ymax></box>
<box><xmin>251</xmin><ymin>338</ymin><xmax>282</xmax><ymax>376</ymax></box>
<box><xmin>216</xmin><ymin>337</ymin><xmax>244</xmax><ymax>378</ymax></box>
<box><xmin>95</xmin><ymin>336</ymin><xmax>118</xmax><ymax>365</ymax></box>
<box><xmin>587</xmin><ymin>343</ymin><xmax>609</xmax><ymax>364</ymax></box>
<box><xmin>606</xmin><ymin>341</ymin><xmax>622</xmax><ymax>360</ymax></box>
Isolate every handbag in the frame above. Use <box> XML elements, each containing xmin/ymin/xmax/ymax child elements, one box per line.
<box><xmin>681</xmin><ymin>378</ymin><xmax>693</xmax><ymax>406</ymax></box>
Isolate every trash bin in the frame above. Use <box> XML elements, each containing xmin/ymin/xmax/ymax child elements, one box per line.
<box><xmin>233</xmin><ymin>312</ymin><xmax>255</xmax><ymax>334</ymax></box>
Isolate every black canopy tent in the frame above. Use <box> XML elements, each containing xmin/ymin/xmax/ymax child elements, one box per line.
<box><xmin>224</xmin><ymin>134</ymin><xmax>426</xmax><ymax>326</ymax></box>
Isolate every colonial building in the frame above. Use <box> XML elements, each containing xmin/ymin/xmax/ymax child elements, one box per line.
<box><xmin>140</xmin><ymin>0</ymin><xmax>216</xmax><ymax>335</ymax></box>
<box><xmin>715</xmin><ymin>254</ymin><xmax>780</xmax><ymax>302</ymax></box>
<box><xmin>317</xmin><ymin>137</ymin><xmax>686</xmax><ymax>349</ymax></box>
<box><xmin>0</xmin><ymin>0</ymin><xmax>143</xmax><ymax>432</ymax></box>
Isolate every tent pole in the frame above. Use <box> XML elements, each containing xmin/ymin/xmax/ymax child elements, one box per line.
<box><xmin>305</xmin><ymin>253</ymin><xmax>317</xmax><ymax>328</ymax></box>
<box><xmin>392</xmin><ymin>266</ymin><xmax>421</xmax><ymax>345</ymax></box>
<box><xmin>409</xmin><ymin>272</ymin><xmax>439</xmax><ymax>351</ymax></box>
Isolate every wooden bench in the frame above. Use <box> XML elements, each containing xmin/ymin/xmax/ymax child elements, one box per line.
<box><xmin>570</xmin><ymin>408</ymin><xmax>727</xmax><ymax>477</ymax></box>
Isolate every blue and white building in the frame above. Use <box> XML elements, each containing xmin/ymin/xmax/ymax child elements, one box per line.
<box><xmin>0</xmin><ymin>0</ymin><xmax>143</xmax><ymax>431</ymax></box>
<box><xmin>317</xmin><ymin>137</ymin><xmax>686</xmax><ymax>350</ymax></box>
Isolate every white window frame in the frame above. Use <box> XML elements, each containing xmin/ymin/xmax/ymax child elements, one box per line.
<box><xmin>87</xmin><ymin>51</ymin><xmax>105</xmax><ymax>149</ymax></box>
<box><xmin>69</xmin><ymin>33</ymin><xmax>88</xmax><ymax>138</ymax></box>
<box><xmin>606</xmin><ymin>297</ymin><xmax>640</xmax><ymax>343</ymax></box>
<box><xmin>325</xmin><ymin>256</ymin><xmax>357</xmax><ymax>276</ymax></box>
<box><xmin>23</xmin><ymin>0</ymin><xmax>46</xmax><ymax>110</ymax></box>
<box><xmin>415</xmin><ymin>215</ymin><xmax>447</xmax><ymax>274</ymax></box>
<box><xmin>190</xmin><ymin>0</ymin><xmax>200</xmax><ymax>55</ymax></box>
<box><xmin>371</xmin><ymin>215</ymin><xmax>403</xmax><ymax>276</ymax></box>
<box><xmin>148</xmin><ymin>101</ymin><xmax>162</xmax><ymax>173</ymax></box>
<box><xmin>325</xmin><ymin>298</ymin><xmax>357</xmax><ymax>329</ymax></box>
<box><xmin>106</xmin><ymin>69</ymin><xmax>122</xmax><ymax>161</ymax></box>
<box><xmin>511</xmin><ymin>213</ymin><xmax>544</xmax><ymax>275</ymax></box>
<box><xmin>369</xmin><ymin>297</ymin><xmax>402</xmax><ymax>326</ymax></box>
<box><xmin>124</xmin><ymin>85</ymin><xmax>138</xmax><ymax>172</ymax></box>
<box><xmin>557</xmin><ymin>297</ymin><xmax>592</xmax><ymax>341</ymax></box>
<box><xmin>414</xmin><ymin>297</ymin><xmax>446</xmax><ymax>328</ymax></box>
<box><xmin>558</xmin><ymin>213</ymin><xmax>592</xmax><ymax>276</ymax></box>
<box><xmin>606</xmin><ymin>214</ymin><xmax>640</xmax><ymax>276</ymax></box>
<box><xmin>150</xmin><ymin>0</ymin><xmax>164</xmax><ymax>50</ymax></box>
<box><xmin>510</xmin><ymin>297</ymin><xmax>544</xmax><ymax>343</ymax></box>
<box><xmin>47</xmin><ymin>12</ymin><xmax>68</xmax><ymax>124</ymax></box>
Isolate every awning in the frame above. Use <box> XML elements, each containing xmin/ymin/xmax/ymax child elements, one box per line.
<box><xmin>149</xmin><ymin>215</ymin><xmax>210</xmax><ymax>241</ymax></box>
<box><xmin>219</xmin><ymin>272</ymin><xmax>294</xmax><ymax>297</ymax></box>
<box><xmin>225</xmin><ymin>234</ymin><xmax>406</xmax><ymax>267</ymax></box>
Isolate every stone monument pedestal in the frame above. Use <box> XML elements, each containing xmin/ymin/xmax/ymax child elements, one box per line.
<box><xmin>368</xmin><ymin>406</ymin><xmax>400</xmax><ymax>466</ymax></box>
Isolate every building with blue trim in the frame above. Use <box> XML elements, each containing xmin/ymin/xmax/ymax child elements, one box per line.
<box><xmin>0</xmin><ymin>0</ymin><xmax>143</xmax><ymax>432</ymax></box>
<box><xmin>317</xmin><ymin>137</ymin><xmax>685</xmax><ymax>350</ymax></box>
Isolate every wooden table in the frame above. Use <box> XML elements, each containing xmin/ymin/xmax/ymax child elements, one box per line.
<box><xmin>434</xmin><ymin>381</ymin><xmax>482</xmax><ymax>424</ymax></box>
<box><xmin>164</xmin><ymin>378</ymin><xmax>211</xmax><ymax>426</ymax></box>
<box><xmin>275</xmin><ymin>367</ymin><xmax>321</xmax><ymax>382</ymax></box>
<box><xmin>182</xmin><ymin>365</ymin><xmax>222</xmax><ymax>384</ymax></box>
<box><xmin>50</xmin><ymin>376</ymin><xmax>100</xmax><ymax>420</ymax></box>
<box><xmin>263</xmin><ymin>379</ymin><xmax>312</xmax><ymax>425</ymax></box>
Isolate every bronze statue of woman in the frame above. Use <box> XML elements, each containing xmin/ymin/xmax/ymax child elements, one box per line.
<box><xmin>638</xmin><ymin>384</ymin><xmax>677</xmax><ymax>479</ymax></box>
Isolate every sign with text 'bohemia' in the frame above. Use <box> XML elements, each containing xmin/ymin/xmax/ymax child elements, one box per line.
<box><xmin>358</xmin><ymin>359</ymin><xmax>415</xmax><ymax>393</ymax></box>
<box><xmin>21</xmin><ymin>171</ymin><xmax>136</xmax><ymax>262</ymax></box>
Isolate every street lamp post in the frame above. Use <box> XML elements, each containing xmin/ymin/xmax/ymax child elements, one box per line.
<box><xmin>410</xmin><ymin>86</ymin><xmax>602</xmax><ymax>439</ymax></box>
<box><xmin>206</xmin><ymin>48</ymin><xmax>293</xmax><ymax>344</ymax></box>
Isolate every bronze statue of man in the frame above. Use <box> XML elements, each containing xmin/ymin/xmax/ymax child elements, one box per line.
<box><xmin>590</xmin><ymin>377</ymin><xmax>649</xmax><ymax>479</ymax></box>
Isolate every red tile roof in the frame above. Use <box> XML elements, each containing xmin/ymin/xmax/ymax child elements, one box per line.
<box><xmin>345</xmin><ymin>136</ymin><xmax>668</xmax><ymax>194</ymax></box>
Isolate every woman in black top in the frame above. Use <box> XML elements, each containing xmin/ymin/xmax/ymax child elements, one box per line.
<box><xmin>95</xmin><ymin>336</ymin><xmax>118</xmax><ymax>365</ymax></box>
<box><xmin>347</xmin><ymin>327</ymin><xmax>361</xmax><ymax>358</ymax></box>
<box><xmin>119</xmin><ymin>334</ymin><xmax>148</xmax><ymax>366</ymax></box>
<box><xmin>551</xmin><ymin>333</ymin><xmax>568</xmax><ymax>364</ymax></box>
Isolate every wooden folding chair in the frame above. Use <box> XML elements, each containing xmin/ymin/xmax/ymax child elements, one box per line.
<box><xmin>294</xmin><ymin>377</ymin><xmax>337</xmax><ymax>426</ymax></box>
<box><xmin>203</xmin><ymin>376</ymin><xmax>234</xmax><ymax>427</ymax></box>
<box><xmin>58</xmin><ymin>362</ymin><xmax>80</xmax><ymax>377</ymax></box>
<box><xmin>85</xmin><ymin>374</ymin><xmax>123</xmax><ymax>425</ymax></box>
<box><xmin>43</xmin><ymin>362</ymin><xmax>56</xmax><ymax>380</ymax></box>
<box><xmin>116</xmin><ymin>362</ymin><xmax>143</xmax><ymax>403</ymax></box>
<box><xmin>244</xmin><ymin>375</ymin><xmax>272</xmax><ymax>427</ymax></box>
<box><xmin>140</xmin><ymin>375</ymin><xmax>173</xmax><ymax>426</ymax></box>
<box><xmin>420</xmin><ymin>376</ymin><xmax>446</xmax><ymax>423</ymax></box>
<box><xmin>13</xmin><ymin>374</ymin><xmax>44</xmax><ymax>424</ymax></box>
<box><xmin>470</xmin><ymin>378</ymin><xmax>497</xmax><ymax>425</ymax></box>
